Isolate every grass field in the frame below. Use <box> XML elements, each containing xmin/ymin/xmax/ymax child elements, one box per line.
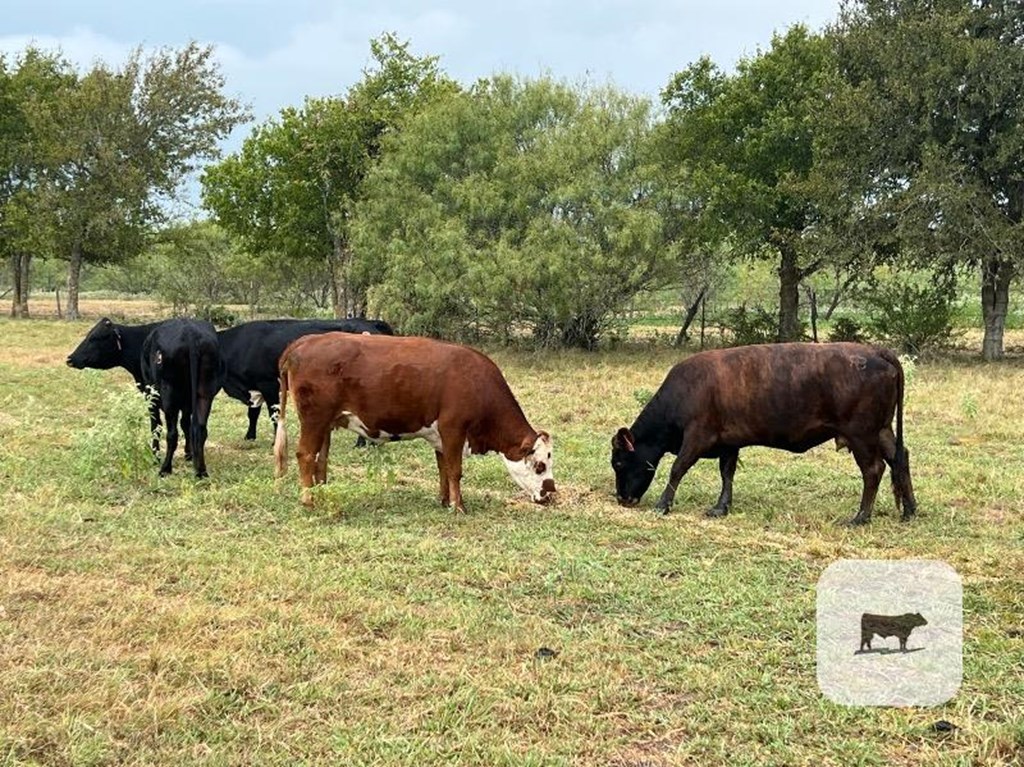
<box><xmin>0</xmin><ymin>316</ymin><xmax>1022</xmax><ymax>766</ymax></box>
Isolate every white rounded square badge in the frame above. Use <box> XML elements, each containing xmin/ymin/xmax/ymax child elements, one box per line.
<box><xmin>816</xmin><ymin>559</ymin><xmax>962</xmax><ymax>707</ymax></box>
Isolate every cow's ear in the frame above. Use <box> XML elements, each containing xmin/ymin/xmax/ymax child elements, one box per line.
<box><xmin>612</xmin><ymin>427</ymin><xmax>635</xmax><ymax>452</ymax></box>
<box><xmin>101</xmin><ymin>317</ymin><xmax>112</xmax><ymax>326</ymax></box>
<box><xmin>537</xmin><ymin>430</ymin><xmax>551</xmax><ymax>444</ymax></box>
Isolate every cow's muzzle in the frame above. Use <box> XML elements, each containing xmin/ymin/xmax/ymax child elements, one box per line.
<box><xmin>617</xmin><ymin>496</ymin><xmax>640</xmax><ymax>508</ymax></box>
<box><xmin>535</xmin><ymin>479</ymin><xmax>557</xmax><ymax>504</ymax></box>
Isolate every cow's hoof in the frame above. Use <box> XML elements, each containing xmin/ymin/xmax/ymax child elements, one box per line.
<box><xmin>195</xmin><ymin>470</ymin><xmax>209</xmax><ymax>479</ymax></box>
<box><xmin>900</xmin><ymin>512</ymin><xmax>916</xmax><ymax>523</ymax></box>
<box><xmin>843</xmin><ymin>515</ymin><xmax>870</xmax><ymax>526</ymax></box>
<box><xmin>244</xmin><ymin>434</ymin><xmax>257</xmax><ymax>441</ymax></box>
<box><xmin>653</xmin><ymin>504</ymin><xmax>670</xmax><ymax>516</ymax></box>
<box><xmin>705</xmin><ymin>506</ymin><xmax>728</xmax><ymax>518</ymax></box>
<box><xmin>159</xmin><ymin>469</ymin><xmax>172</xmax><ymax>477</ymax></box>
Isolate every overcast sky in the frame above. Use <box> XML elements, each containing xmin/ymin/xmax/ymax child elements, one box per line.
<box><xmin>4</xmin><ymin>1</ymin><xmax>842</xmax><ymax>130</ymax></box>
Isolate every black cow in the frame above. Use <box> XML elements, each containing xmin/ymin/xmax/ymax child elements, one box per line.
<box><xmin>860</xmin><ymin>612</ymin><xmax>927</xmax><ymax>652</ymax></box>
<box><xmin>217</xmin><ymin>318</ymin><xmax>394</xmax><ymax>441</ymax></box>
<box><xmin>67</xmin><ymin>318</ymin><xmax>173</xmax><ymax>454</ymax></box>
<box><xmin>610</xmin><ymin>342</ymin><xmax>917</xmax><ymax>525</ymax></box>
<box><xmin>141</xmin><ymin>318</ymin><xmax>224</xmax><ymax>478</ymax></box>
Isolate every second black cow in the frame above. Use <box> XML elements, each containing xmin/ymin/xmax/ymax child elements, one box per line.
<box><xmin>142</xmin><ymin>318</ymin><xmax>224</xmax><ymax>477</ymax></box>
<box><xmin>218</xmin><ymin>318</ymin><xmax>394</xmax><ymax>441</ymax></box>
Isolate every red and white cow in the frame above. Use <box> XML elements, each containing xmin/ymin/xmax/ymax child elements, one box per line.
<box><xmin>273</xmin><ymin>333</ymin><xmax>556</xmax><ymax>511</ymax></box>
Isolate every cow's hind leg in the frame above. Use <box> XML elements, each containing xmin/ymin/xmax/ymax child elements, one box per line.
<box><xmin>191</xmin><ymin>397</ymin><xmax>214</xmax><ymax>479</ymax></box>
<box><xmin>296</xmin><ymin>423</ymin><xmax>329</xmax><ymax>506</ymax></box>
<box><xmin>180</xmin><ymin>410</ymin><xmax>193</xmax><ymax>462</ymax></box>
<box><xmin>314</xmin><ymin>430</ymin><xmax>332</xmax><ymax>485</ymax></box>
<box><xmin>159</xmin><ymin>405</ymin><xmax>180</xmax><ymax>476</ymax></box>
<box><xmin>707</xmin><ymin>448</ymin><xmax>739</xmax><ymax>517</ymax></box>
<box><xmin>880</xmin><ymin>427</ymin><xmax>917</xmax><ymax>522</ymax></box>
<box><xmin>435</xmin><ymin>450</ymin><xmax>450</xmax><ymax>507</ymax></box>
<box><xmin>845</xmin><ymin>439</ymin><xmax>886</xmax><ymax>526</ymax></box>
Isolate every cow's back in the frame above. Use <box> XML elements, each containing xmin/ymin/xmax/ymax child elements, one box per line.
<box><xmin>281</xmin><ymin>333</ymin><xmax>518</xmax><ymax>438</ymax></box>
<box><xmin>658</xmin><ymin>342</ymin><xmax>900</xmax><ymax>449</ymax></box>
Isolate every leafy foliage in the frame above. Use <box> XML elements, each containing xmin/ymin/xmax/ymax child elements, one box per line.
<box><xmin>202</xmin><ymin>34</ymin><xmax>455</xmax><ymax>318</ymax></box>
<box><xmin>71</xmin><ymin>385</ymin><xmax>158</xmax><ymax>486</ymax></box>
<box><xmin>658</xmin><ymin>26</ymin><xmax>840</xmax><ymax>341</ymax></box>
<box><xmin>353</xmin><ymin>75</ymin><xmax>672</xmax><ymax>348</ymax></box>
<box><xmin>863</xmin><ymin>271</ymin><xmax>959</xmax><ymax>355</ymax></box>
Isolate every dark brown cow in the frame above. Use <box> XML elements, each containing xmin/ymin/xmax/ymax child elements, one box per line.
<box><xmin>611</xmin><ymin>342</ymin><xmax>916</xmax><ymax>525</ymax></box>
<box><xmin>273</xmin><ymin>333</ymin><xmax>556</xmax><ymax>511</ymax></box>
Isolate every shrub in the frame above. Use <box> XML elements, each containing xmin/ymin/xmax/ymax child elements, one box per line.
<box><xmin>722</xmin><ymin>305</ymin><xmax>786</xmax><ymax>346</ymax></box>
<box><xmin>828</xmin><ymin>316</ymin><xmax>867</xmax><ymax>343</ymax></box>
<box><xmin>72</xmin><ymin>387</ymin><xmax>157</xmax><ymax>485</ymax></box>
<box><xmin>862</xmin><ymin>273</ymin><xmax>958</xmax><ymax>355</ymax></box>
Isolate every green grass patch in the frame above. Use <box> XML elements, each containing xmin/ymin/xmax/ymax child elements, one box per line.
<box><xmin>0</xmin><ymin>317</ymin><xmax>1021</xmax><ymax>765</ymax></box>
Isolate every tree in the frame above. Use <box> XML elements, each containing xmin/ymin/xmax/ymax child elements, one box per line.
<box><xmin>0</xmin><ymin>48</ymin><xmax>74</xmax><ymax>317</ymax></box>
<box><xmin>830</xmin><ymin>0</ymin><xmax>1024</xmax><ymax>360</ymax></box>
<box><xmin>352</xmin><ymin>75</ymin><xmax>672</xmax><ymax>348</ymax></box>
<box><xmin>658</xmin><ymin>26</ymin><xmax>841</xmax><ymax>341</ymax></box>
<box><xmin>202</xmin><ymin>33</ymin><xmax>454</xmax><ymax>318</ymax></box>
<box><xmin>33</xmin><ymin>43</ymin><xmax>247</xmax><ymax>319</ymax></box>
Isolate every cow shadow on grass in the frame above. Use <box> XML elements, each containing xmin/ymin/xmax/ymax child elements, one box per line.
<box><xmin>853</xmin><ymin>647</ymin><xmax>925</xmax><ymax>656</ymax></box>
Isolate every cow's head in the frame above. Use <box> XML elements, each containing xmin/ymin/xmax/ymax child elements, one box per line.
<box><xmin>909</xmin><ymin>612</ymin><xmax>928</xmax><ymax>628</ymax></box>
<box><xmin>67</xmin><ymin>318</ymin><xmax>123</xmax><ymax>370</ymax></box>
<box><xmin>611</xmin><ymin>427</ymin><xmax>659</xmax><ymax>507</ymax></box>
<box><xmin>502</xmin><ymin>431</ymin><xmax>556</xmax><ymax>504</ymax></box>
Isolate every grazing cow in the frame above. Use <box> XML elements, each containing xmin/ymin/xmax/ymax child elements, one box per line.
<box><xmin>217</xmin><ymin>318</ymin><xmax>394</xmax><ymax>441</ymax></box>
<box><xmin>860</xmin><ymin>612</ymin><xmax>927</xmax><ymax>652</ymax></box>
<box><xmin>610</xmin><ymin>342</ymin><xmax>916</xmax><ymax>525</ymax></box>
<box><xmin>67</xmin><ymin>318</ymin><xmax>173</xmax><ymax>454</ymax></box>
<box><xmin>273</xmin><ymin>333</ymin><xmax>556</xmax><ymax>511</ymax></box>
<box><xmin>141</xmin><ymin>319</ymin><xmax>224</xmax><ymax>478</ymax></box>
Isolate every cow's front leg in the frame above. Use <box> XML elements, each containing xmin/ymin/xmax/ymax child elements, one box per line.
<box><xmin>435</xmin><ymin>450</ymin><xmax>450</xmax><ymax>507</ymax></box>
<box><xmin>653</xmin><ymin>444</ymin><xmax>702</xmax><ymax>515</ymax></box>
<box><xmin>245</xmin><ymin>404</ymin><xmax>261</xmax><ymax>440</ymax></box>
<box><xmin>707</xmin><ymin>448</ymin><xmax>739</xmax><ymax>517</ymax></box>
<box><xmin>441</xmin><ymin>443</ymin><xmax>466</xmax><ymax>513</ymax></box>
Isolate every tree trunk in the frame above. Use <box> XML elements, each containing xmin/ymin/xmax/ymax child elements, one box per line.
<box><xmin>10</xmin><ymin>253</ymin><xmax>31</xmax><ymax>318</ymax></box>
<box><xmin>66</xmin><ymin>242</ymin><xmax>83</xmax><ymax>320</ymax></box>
<box><xmin>674</xmin><ymin>284</ymin><xmax>708</xmax><ymax>347</ymax></box>
<box><xmin>777</xmin><ymin>244</ymin><xmax>802</xmax><ymax>342</ymax></box>
<box><xmin>327</xmin><ymin>237</ymin><xmax>350</xmax><ymax>319</ymax></box>
<box><xmin>981</xmin><ymin>256</ymin><xmax>1012</xmax><ymax>361</ymax></box>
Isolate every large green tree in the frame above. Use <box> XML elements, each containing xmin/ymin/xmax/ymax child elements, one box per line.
<box><xmin>33</xmin><ymin>42</ymin><xmax>247</xmax><ymax>319</ymax></box>
<box><xmin>202</xmin><ymin>34</ymin><xmax>454</xmax><ymax>318</ymax></box>
<box><xmin>658</xmin><ymin>26</ymin><xmax>841</xmax><ymax>342</ymax></box>
<box><xmin>830</xmin><ymin>0</ymin><xmax>1024</xmax><ymax>360</ymax></box>
<box><xmin>352</xmin><ymin>75</ymin><xmax>671</xmax><ymax>348</ymax></box>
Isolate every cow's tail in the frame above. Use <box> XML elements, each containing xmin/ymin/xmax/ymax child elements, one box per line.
<box><xmin>273</xmin><ymin>359</ymin><xmax>290</xmax><ymax>479</ymax></box>
<box><xmin>189</xmin><ymin>341</ymin><xmax>201</xmax><ymax>449</ymax></box>
<box><xmin>881</xmin><ymin>349</ymin><xmax>916</xmax><ymax>517</ymax></box>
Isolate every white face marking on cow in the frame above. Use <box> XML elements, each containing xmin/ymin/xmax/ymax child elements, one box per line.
<box><xmin>502</xmin><ymin>432</ymin><xmax>555</xmax><ymax>503</ymax></box>
<box><xmin>249</xmin><ymin>390</ymin><xmax>265</xmax><ymax>408</ymax></box>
